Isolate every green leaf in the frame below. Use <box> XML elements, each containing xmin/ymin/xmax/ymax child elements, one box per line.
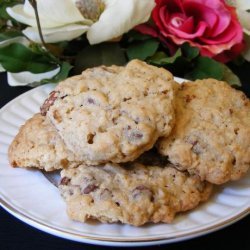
<box><xmin>34</xmin><ymin>62</ymin><xmax>73</xmax><ymax>86</ymax></box>
<box><xmin>127</xmin><ymin>39</ymin><xmax>159</xmax><ymax>61</ymax></box>
<box><xmin>0</xmin><ymin>31</ymin><xmax>22</xmax><ymax>42</ymax></box>
<box><xmin>74</xmin><ymin>43</ymin><xmax>127</xmax><ymax>74</ymax></box>
<box><xmin>221</xmin><ymin>64</ymin><xmax>241</xmax><ymax>87</ymax></box>
<box><xmin>0</xmin><ymin>3</ymin><xmax>12</xmax><ymax>20</ymax></box>
<box><xmin>181</xmin><ymin>42</ymin><xmax>199</xmax><ymax>61</ymax></box>
<box><xmin>186</xmin><ymin>57</ymin><xmax>224</xmax><ymax>80</ymax></box>
<box><xmin>147</xmin><ymin>49</ymin><xmax>182</xmax><ymax>65</ymax></box>
<box><xmin>0</xmin><ymin>43</ymin><xmax>58</xmax><ymax>73</ymax></box>
<box><xmin>0</xmin><ymin>1</ymin><xmax>23</xmax><ymax>29</ymax></box>
<box><xmin>125</xmin><ymin>30</ymin><xmax>152</xmax><ymax>42</ymax></box>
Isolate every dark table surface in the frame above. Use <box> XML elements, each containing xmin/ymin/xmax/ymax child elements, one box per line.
<box><xmin>0</xmin><ymin>67</ymin><xmax>250</xmax><ymax>249</ymax></box>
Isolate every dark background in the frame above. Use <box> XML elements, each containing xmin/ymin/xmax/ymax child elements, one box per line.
<box><xmin>0</xmin><ymin>68</ymin><xmax>249</xmax><ymax>249</ymax></box>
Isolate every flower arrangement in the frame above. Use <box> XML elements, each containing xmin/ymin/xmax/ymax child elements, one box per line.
<box><xmin>0</xmin><ymin>0</ymin><xmax>249</xmax><ymax>87</ymax></box>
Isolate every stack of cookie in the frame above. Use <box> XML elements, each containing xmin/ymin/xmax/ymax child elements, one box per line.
<box><xmin>8</xmin><ymin>60</ymin><xmax>250</xmax><ymax>226</ymax></box>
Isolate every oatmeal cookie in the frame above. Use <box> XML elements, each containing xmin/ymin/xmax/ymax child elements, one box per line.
<box><xmin>8</xmin><ymin>113</ymin><xmax>79</xmax><ymax>171</ymax></box>
<box><xmin>158</xmin><ymin>79</ymin><xmax>250</xmax><ymax>184</ymax></box>
<box><xmin>42</xmin><ymin>60</ymin><xmax>177</xmax><ymax>164</ymax></box>
<box><xmin>59</xmin><ymin>162</ymin><xmax>212</xmax><ymax>226</ymax></box>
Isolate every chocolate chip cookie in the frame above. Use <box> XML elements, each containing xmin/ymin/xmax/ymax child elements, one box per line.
<box><xmin>59</xmin><ymin>162</ymin><xmax>212</xmax><ymax>226</ymax></box>
<box><xmin>8</xmin><ymin>113</ymin><xmax>79</xmax><ymax>171</ymax></box>
<box><xmin>43</xmin><ymin>60</ymin><xmax>178</xmax><ymax>164</ymax></box>
<box><xmin>158</xmin><ymin>79</ymin><xmax>250</xmax><ymax>184</ymax></box>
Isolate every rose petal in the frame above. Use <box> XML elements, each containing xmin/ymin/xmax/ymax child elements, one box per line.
<box><xmin>156</xmin><ymin>0</ymin><xmax>184</xmax><ymax>13</ymax></box>
<box><xmin>23</xmin><ymin>24</ymin><xmax>89</xmax><ymax>43</ymax></box>
<box><xmin>186</xmin><ymin>0</ymin><xmax>231</xmax><ymax>36</ymax></box>
<box><xmin>158</xmin><ymin>5</ymin><xmax>208</xmax><ymax>39</ymax></box>
<box><xmin>87</xmin><ymin>0</ymin><xmax>155</xmax><ymax>44</ymax></box>
<box><xmin>134</xmin><ymin>24</ymin><xmax>159</xmax><ymax>38</ymax></box>
<box><xmin>183</xmin><ymin>1</ymin><xmax>218</xmax><ymax>36</ymax></box>
<box><xmin>159</xmin><ymin>5</ymin><xmax>171</xmax><ymax>29</ymax></box>
<box><xmin>200</xmin><ymin>18</ymin><xmax>243</xmax><ymax>45</ymax></box>
<box><xmin>166</xmin><ymin>32</ymin><xmax>242</xmax><ymax>55</ymax></box>
<box><xmin>7</xmin><ymin>67</ymin><xmax>60</xmax><ymax>86</ymax></box>
<box><xmin>7</xmin><ymin>0</ymin><xmax>91</xmax><ymax>28</ymax></box>
<box><xmin>213</xmin><ymin>42</ymin><xmax>245</xmax><ymax>63</ymax></box>
<box><xmin>166</xmin><ymin>20</ymin><xmax>207</xmax><ymax>39</ymax></box>
<box><xmin>178</xmin><ymin>16</ymin><xmax>194</xmax><ymax>33</ymax></box>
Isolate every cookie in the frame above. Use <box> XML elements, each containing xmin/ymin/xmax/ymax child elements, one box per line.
<box><xmin>42</xmin><ymin>60</ymin><xmax>178</xmax><ymax>164</ymax></box>
<box><xmin>59</xmin><ymin>162</ymin><xmax>212</xmax><ymax>226</ymax></box>
<box><xmin>8</xmin><ymin>114</ymin><xmax>79</xmax><ymax>171</ymax></box>
<box><xmin>158</xmin><ymin>79</ymin><xmax>250</xmax><ymax>184</ymax></box>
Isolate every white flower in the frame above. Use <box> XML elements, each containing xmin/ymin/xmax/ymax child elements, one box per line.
<box><xmin>7</xmin><ymin>0</ymin><xmax>91</xmax><ymax>43</ymax></box>
<box><xmin>226</xmin><ymin>0</ymin><xmax>250</xmax><ymax>61</ymax></box>
<box><xmin>243</xmin><ymin>34</ymin><xmax>250</xmax><ymax>61</ymax></box>
<box><xmin>87</xmin><ymin>0</ymin><xmax>155</xmax><ymax>44</ymax></box>
<box><xmin>229</xmin><ymin>0</ymin><xmax>250</xmax><ymax>35</ymax></box>
<box><xmin>7</xmin><ymin>0</ymin><xmax>155</xmax><ymax>44</ymax></box>
<box><xmin>234</xmin><ymin>0</ymin><xmax>250</xmax><ymax>61</ymax></box>
<box><xmin>0</xmin><ymin>36</ymin><xmax>60</xmax><ymax>86</ymax></box>
<box><xmin>7</xmin><ymin>67</ymin><xmax>60</xmax><ymax>86</ymax></box>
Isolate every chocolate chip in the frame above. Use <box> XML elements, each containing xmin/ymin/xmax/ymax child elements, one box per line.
<box><xmin>185</xmin><ymin>94</ymin><xmax>196</xmax><ymax>103</ymax></box>
<box><xmin>61</xmin><ymin>94</ymin><xmax>68</xmax><ymax>99</ymax></box>
<box><xmin>40</xmin><ymin>91</ymin><xmax>59</xmax><ymax>116</ymax></box>
<box><xmin>232</xmin><ymin>157</ymin><xmax>236</xmax><ymax>165</ymax></box>
<box><xmin>229</xmin><ymin>109</ymin><xmax>233</xmax><ymax>114</ymax></box>
<box><xmin>123</xmin><ymin>97</ymin><xmax>131</xmax><ymax>102</ymax></box>
<box><xmin>112</xmin><ymin>117</ymin><xmax>118</xmax><ymax>125</ymax></box>
<box><xmin>126</xmin><ymin>129</ymin><xmax>143</xmax><ymax>142</ymax></box>
<box><xmin>87</xmin><ymin>98</ymin><xmax>95</xmax><ymax>104</ymax></box>
<box><xmin>11</xmin><ymin>161</ymin><xmax>18</xmax><ymax>167</ymax></box>
<box><xmin>87</xmin><ymin>133</ymin><xmax>95</xmax><ymax>144</ymax></box>
<box><xmin>134</xmin><ymin>185</ymin><xmax>148</xmax><ymax>191</ymax></box>
<box><xmin>60</xmin><ymin>159</ymin><xmax>69</xmax><ymax>168</ymax></box>
<box><xmin>241</xmin><ymin>94</ymin><xmax>247</xmax><ymax>101</ymax></box>
<box><xmin>69</xmin><ymin>189</ymin><xmax>74</xmax><ymax>196</ymax></box>
<box><xmin>234</xmin><ymin>128</ymin><xmax>239</xmax><ymax>135</ymax></box>
<box><xmin>186</xmin><ymin>137</ymin><xmax>204</xmax><ymax>155</ymax></box>
<box><xmin>132</xmin><ymin>185</ymin><xmax>153</xmax><ymax>201</ymax></box>
<box><xmin>60</xmin><ymin>177</ymin><xmax>71</xmax><ymax>185</ymax></box>
<box><xmin>131</xmin><ymin>132</ymin><xmax>143</xmax><ymax>139</ymax></box>
<box><xmin>82</xmin><ymin>184</ymin><xmax>98</xmax><ymax>194</ymax></box>
<box><xmin>53</xmin><ymin>110</ymin><xmax>62</xmax><ymax>123</ymax></box>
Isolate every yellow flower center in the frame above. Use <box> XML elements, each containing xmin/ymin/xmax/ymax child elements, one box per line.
<box><xmin>75</xmin><ymin>0</ymin><xmax>105</xmax><ymax>22</ymax></box>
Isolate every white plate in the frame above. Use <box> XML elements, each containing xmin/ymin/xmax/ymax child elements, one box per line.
<box><xmin>0</xmin><ymin>79</ymin><xmax>249</xmax><ymax>247</ymax></box>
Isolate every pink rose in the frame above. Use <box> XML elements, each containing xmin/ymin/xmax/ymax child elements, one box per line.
<box><xmin>137</xmin><ymin>0</ymin><xmax>244</xmax><ymax>62</ymax></box>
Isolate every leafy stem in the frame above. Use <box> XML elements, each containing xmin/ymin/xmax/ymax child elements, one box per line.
<box><xmin>28</xmin><ymin>0</ymin><xmax>68</xmax><ymax>65</ymax></box>
<box><xmin>28</xmin><ymin>0</ymin><xmax>47</xmax><ymax>51</ymax></box>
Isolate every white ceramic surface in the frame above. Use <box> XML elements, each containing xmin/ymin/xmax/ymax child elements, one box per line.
<box><xmin>0</xmin><ymin>80</ymin><xmax>249</xmax><ymax>247</ymax></box>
